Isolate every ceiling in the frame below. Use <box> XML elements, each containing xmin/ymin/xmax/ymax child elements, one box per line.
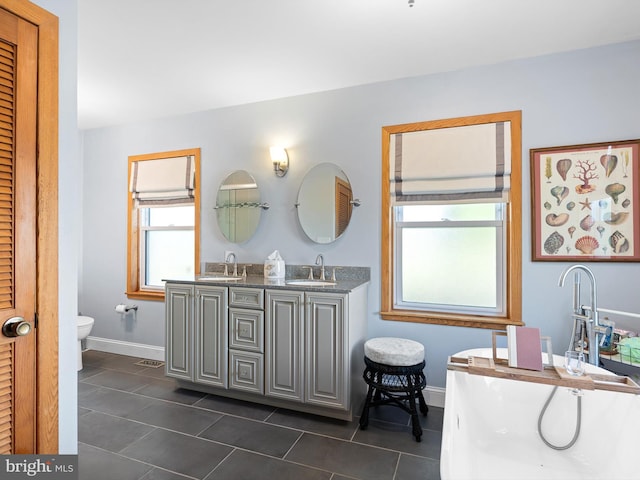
<box><xmin>77</xmin><ymin>0</ymin><xmax>640</xmax><ymax>130</ymax></box>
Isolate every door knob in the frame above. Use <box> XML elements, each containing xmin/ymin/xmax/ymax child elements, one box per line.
<box><xmin>2</xmin><ymin>316</ymin><xmax>32</xmax><ymax>337</ymax></box>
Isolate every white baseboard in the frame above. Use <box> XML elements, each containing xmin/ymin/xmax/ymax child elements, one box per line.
<box><xmin>423</xmin><ymin>385</ymin><xmax>445</xmax><ymax>408</ymax></box>
<box><xmin>86</xmin><ymin>336</ymin><xmax>164</xmax><ymax>361</ymax></box>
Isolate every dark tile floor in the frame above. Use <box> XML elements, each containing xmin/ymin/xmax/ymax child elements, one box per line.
<box><xmin>78</xmin><ymin>350</ymin><xmax>442</xmax><ymax>480</ymax></box>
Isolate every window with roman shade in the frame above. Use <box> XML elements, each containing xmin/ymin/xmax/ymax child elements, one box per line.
<box><xmin>381</xmin><ymin>111</ymin><xmax>522</xmax><ymax>330</ymax></box>
<box><xmin>390</xmin><ymin>121</ymin><xmax>511</xmax><ymax>204</ymax></box>
<box><xmin>127</xmin><ymin>149</ymin><xmax>201</xmax><ymax>301</ymax></box>
<box><xmin>129</xmin><ymin>154</ymin><xmax>196</xmax><ymax>206</ymax></box>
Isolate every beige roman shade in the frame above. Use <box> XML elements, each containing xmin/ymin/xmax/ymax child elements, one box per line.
<box><xmin>130</xmin><ymin>155</ymin><xmax>196</xmax><ymax>206</ymax></box>
<box><xmin>390</xmin><ymin>121</ymin><xmax>511</xmax><ymax>204</ymax></box>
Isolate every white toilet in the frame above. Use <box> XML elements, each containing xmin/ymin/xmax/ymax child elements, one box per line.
<box><xmin>77</xmin><ymin>315</ymin><xmax>95</xmax><ymax>370</ymax></box>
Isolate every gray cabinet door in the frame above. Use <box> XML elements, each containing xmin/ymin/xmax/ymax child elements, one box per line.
<box><xmin>229</xmin><ymin>308</ymin><xmax>264</xmax><ymax>353</ymax></box>
<box><xmin>265</xmin><ymin>290</ymin><xmax>304</xmax><ymax>402</ymax></box>
<box><xmin>194</xmin><ymin>285</ymin><xmax>228</xmax><ymax>387</ymax></box>
<box><xmin>229</xmin><ymin>287</ymin><xmax>264</xmax><ymax>309</ymax></box>
<box><xmin>305</xmin><ymin>292</ymin><xmax>347</xmax><ymax>409</ymax></box>
<box><xmin>229</xmin><ymin>349</ymin><xmax>264</xmax><ymax>394</ymax></box>
<box><xmin>165</xmin><ymin>283</ymin><xmax>194</xmax><ymax>380</ymax></box>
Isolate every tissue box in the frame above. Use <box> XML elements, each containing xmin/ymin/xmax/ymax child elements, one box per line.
<box><xmin>264</xmin><ymin>260</ymin><xmax>285</xmax><ymax>279</ymax></box>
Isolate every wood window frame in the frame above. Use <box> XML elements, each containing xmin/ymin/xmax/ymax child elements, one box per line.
<box><xmin>380</xmin><ymin>111</ymin><xmax>522</xmax><ymax>330</ymax></box>
<box><xmin>126</xmin><ymin>148</ymin><xmax>200</xmax><ymax>301</ymax></box>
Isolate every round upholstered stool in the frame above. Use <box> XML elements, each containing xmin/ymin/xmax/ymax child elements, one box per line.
<box><xmin>359</xmin><ymin>337</ymin><xmax>428</xmax><ymax>441</ymax></box>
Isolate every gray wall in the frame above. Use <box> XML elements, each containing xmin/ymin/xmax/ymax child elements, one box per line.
<box><xmin>81</xmin><ymin>40</ymin><xmax>640</xmax><ymax>388</ymax></box>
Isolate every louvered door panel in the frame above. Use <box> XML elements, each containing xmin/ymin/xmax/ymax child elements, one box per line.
<box><xmin>0</xmin><ymin>343</ymin><xmax>13</xmax><ymax>454</ymax></box>
<box><xmin>335</xmin><ymin>176</ymin><xmax>353</xmax><ymax>238</ymax></box>
<box><xmin>0</xmin><ymin>3</ymin><xmax>45</xmax><ymax>454</ymax></box>
<box><xmin>0</xmin><ymin>39</ymin><xmax>12</xmax><ymax>311</ymax></box>
<box><xmin>0</xmin><ymin>36</ymin><xmax>15</xmax><ymax>453</ymax></box>
<box><xmin>0</xmin><ymin>10</ymin><xmax>36</xmax><ymax>452</ymax></box>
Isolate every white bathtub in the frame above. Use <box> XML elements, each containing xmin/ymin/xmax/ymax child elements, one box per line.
<box><xmin>441</xmin><ymin>348</ymin><xmax>640</xmax><ymax>480</ymax></box>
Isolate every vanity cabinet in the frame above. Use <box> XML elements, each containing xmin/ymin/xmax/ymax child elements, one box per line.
<box><xmin>165</xmin><ymin>283</ymin><xmax>193</xmax><ymax>380</ymax></box>
<box><xmin>165</xmin><ymin>283</ymin><xmax>228</xmax><ymax>387</ymax></box>
<box><xmin>228</xmin><ymin>287</ymin><xmax>264</xmax><ymax>394</ymax></box>
<box><xmin>265</xmin><ymin>290</ymin><xmax>351</xmax><ymax>411</ymax></box>
<box><xmin>265</xmin><ymin>290</ymin><xmax>305</xmax><ymax>402</ymax></box>
<box><xmin>305</xmin><ymin>292</ymin><xmax>346</xmax><ymax>409</ymax></box>
<box><xmin>194</xmin><ymin>285</ymin><xmax>228</xmax><ymax>387</ymax></box>
<box><xmin>165</xmin><ymin>279</ymin><xmax>368</xmax><ymax>421</ymax></box>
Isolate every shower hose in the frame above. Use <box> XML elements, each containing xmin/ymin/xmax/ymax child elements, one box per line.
<box><xmin>537</xmin><ymin>386</ymin><xmax>582</xmax><ymax>450</ymax></box>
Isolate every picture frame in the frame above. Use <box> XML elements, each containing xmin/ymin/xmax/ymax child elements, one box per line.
<box><xmin>530</xmin><ymin>139</ymin><xmax>640</xmax><ymax>262</ymax></box>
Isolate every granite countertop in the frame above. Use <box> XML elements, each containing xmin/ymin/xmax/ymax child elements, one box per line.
<box><xmin>164</xmin><ymin>275</ymin><xmax>368</xmax><ymax>293</ymax></box>
<box><xmin>164</xmin><ymin>265</ymin><xmax>370</xmax><ymax>294</ymax></box>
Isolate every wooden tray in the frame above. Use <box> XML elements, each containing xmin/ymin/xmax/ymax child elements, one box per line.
<box><xmin>448</xmin><ymin>355</ymin><xmax>640</xmax><ymax>395</ymax></box>
<box><xmin>491</xmin><ymin>330</ymin><xmax>554</xmax><ymax>367</ymax></box>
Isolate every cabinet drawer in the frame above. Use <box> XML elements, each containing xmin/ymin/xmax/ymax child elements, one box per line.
<box><xmin>229</xmin><ymin>308</ymin><xmax>264</xmax><ymax>353</ymax></box>
<box><xmin>229</xmin><ymin>350</ymin><xmax>264</xmax><ymax>394</ymax></box>
<box><xmin>229</xmin><ymin>287</ymin><xmax>264</xmax><ymax>309</ymax></box>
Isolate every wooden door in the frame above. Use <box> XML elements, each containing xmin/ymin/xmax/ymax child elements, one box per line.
<box><xmin>0</xmin><ymin>5</ymin><xmax>41</xmax><ymax>454</ymax></box>
<box><xmin>334</xmin><ymin>176</ymin><xmax>353</xmax><ymax>238</ymax></box>
<box><xmin>0</xmin><ymin>0</ymin><xmax>58</xmax><ymax>454</ymax></box>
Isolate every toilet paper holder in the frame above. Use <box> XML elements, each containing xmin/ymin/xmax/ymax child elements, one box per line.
<box><xmin>115</xmin><ymin>304</ymin><xmax>138</xmax><ymax>314</ymax></box>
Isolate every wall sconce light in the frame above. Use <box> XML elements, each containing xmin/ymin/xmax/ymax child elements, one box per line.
<box><xmin>269</xmin><ymin>146</ymin><xmax>289</xmax><ymax>177</ymax></box>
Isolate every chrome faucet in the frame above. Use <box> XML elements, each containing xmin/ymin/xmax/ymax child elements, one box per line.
<box><xmin>558</xmin><ymin>264</ymin><xmax>601</xmax><ymax>365</ymax></box>
<box><xmin>225</xmin><ymin>252</ymin><xmax>238</xmax><ymax>277</ymax></box>
<box><xmin>315</xmin><ymin>254</ymin><xmax>325</xmax><ymax>281</ymax></box>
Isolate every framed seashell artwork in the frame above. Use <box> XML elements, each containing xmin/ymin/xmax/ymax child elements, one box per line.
<box><xmin>530</xmin><ymin>138</ymin><xmax>640</xmax><ymax>261</ymax></box>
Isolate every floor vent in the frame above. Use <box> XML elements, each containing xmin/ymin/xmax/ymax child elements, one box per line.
<box><xmin>135</xmin><ymin>359</ymin><xmax>164</xmax><ymax>368</ymax></box>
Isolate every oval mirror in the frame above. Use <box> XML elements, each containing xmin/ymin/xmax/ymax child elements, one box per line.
<box><xmin>297</xmin><ymin>163</ymin><xmax>354</xmax><ymax>244</ymax></box>
<box><xmin>215</xmin><ymin>170</ymin><xmax>265</xmax><ymax>243</ymax></box>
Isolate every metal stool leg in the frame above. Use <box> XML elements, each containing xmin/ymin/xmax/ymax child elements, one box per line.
<box><xmin>359</xmin><ymin>365</ymin><xmax>377</xmax><ymax>430</ymax></box>
<box><xmin>359</xmin><ymin>384</ymin><xmax>375</xmax><ymax>429</ymax></box>
<box><xmin>417</xmin><ymin>387</ymin><xmax>429</xmax><ymax>416</ymax></box>
<box><xmin>406</xmin><ymin>375</ymin><xmax>423</xmax><ymax>442</ymax></box>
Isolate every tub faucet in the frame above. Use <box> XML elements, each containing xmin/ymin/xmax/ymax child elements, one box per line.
<box><xmin>315</xmin><ymin>254</ymin><xmax>325</xmax><ymax>281</ymax></box>
<box><xmin>558</xmin><ymin>264</ymin><xmax>601</xmax><ymax>365</ymax></box>
<box><xmin>225</xmin><ymin>252</ymin><xmax>238</xmax><ymax>277</ymax></box>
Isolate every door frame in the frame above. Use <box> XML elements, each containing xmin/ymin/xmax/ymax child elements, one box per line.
<box><xmin>1</xmin><ymin>0</ymin><xmax>59</xmax><ymax>453</ymax></box>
